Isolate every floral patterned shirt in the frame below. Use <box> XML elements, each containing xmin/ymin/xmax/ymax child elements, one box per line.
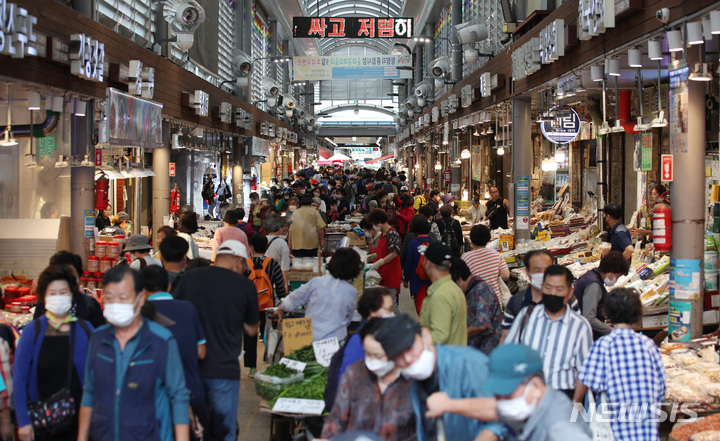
<box><xmin>322</xmin><ymin>360</ymin><xmax>417</xmax><ymax>441</ymax></box>
<box><xmin>466</xmin><ymin>276</ymin><xmax>502</xmax><ymax>354</ymax></box>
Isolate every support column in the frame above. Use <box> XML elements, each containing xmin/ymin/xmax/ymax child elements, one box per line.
<box><xmin>414</xmin><ymin>48</ymin><xmax>423</xmax><ymax>85</ymax></box>
<box><xmin>513</xmin><ymin>99</ymin><xmax>532</xmax><ymax>241</ymax></box>
<box><xmin>152</xmin><ymin>122</ymin><xmax>171</xmax><ymax>250</ymax></box>
<box><xmin>670</xmin><ymin>49</ymin><xmax>705</xmax><ymax>340</ymax></box>
<box><xmin>269</xmin><ymin>21</ymin><xmax>278</xmax><ymax>80</ymax></box>
<box><xmin>153</xmin><ymin>2</ymin><xmax>169</xmax><ymax>57</ymax></box>
<box><xmin>70</xmin><ymin>112</ymin><xmax>94</xmax><ymax>264</ymax></box>
<box><xmin>71</xmin><ymin>0</ymin><xmax>93</xmax><ymax>17</ymax></box>
<box><xmin>450</xmin><ymin>0</ymin><xmax>462</xmax><ymax>83</ymax></box>
<box><xmin>233</xmin><ymin>138</ymin><xmax>244</xmax><ymax>208</ymax></box>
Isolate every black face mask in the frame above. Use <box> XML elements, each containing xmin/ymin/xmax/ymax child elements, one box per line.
<box><xmin>542</xmin><ymin>294</ymin><xmax>565</xmax><ymax>313</ymax></box>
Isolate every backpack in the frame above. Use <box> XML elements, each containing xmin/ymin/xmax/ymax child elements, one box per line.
<box><xmin>438</xmin><ymin>218</ymin><xmax>460</xmax><ymax>256</ymax></box>
<box><xmin>248</xmin><ymin>257</ymin><xmax>274</xmax><ymax>311</ymax></box>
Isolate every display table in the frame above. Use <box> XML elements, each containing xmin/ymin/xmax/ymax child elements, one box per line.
<box><xmin>259</xmin><ymin>400</ymin><xmax>324</xmax><ymax>441</ymax></box>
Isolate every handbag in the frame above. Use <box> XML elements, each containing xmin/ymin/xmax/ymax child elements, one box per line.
<box><xmin>27</xmin><ymin>322</ymin><xmax>78</xmax><ymax>437</ymax></box>
<box><xmin>587</xmin><ymin>389</ymin><xmax>615</xmax><ymax>441</ymax></box>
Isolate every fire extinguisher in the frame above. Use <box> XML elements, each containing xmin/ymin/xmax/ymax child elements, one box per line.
<box><xmin>445</xmin><ymin>168</ymin><xmax>451</xmax><ymax>186</ymax></box>
<box><xmin>652</xmin><ymin>202</ymin><xmax>672</xmax><ymax>251</ymax></box>
<box><xmin>170</xmin><ymin>184</ymin><xmax>181</xmax><ymax>214</ymax></box>
<box><xmin>95</xmin><ymin>172</ymin><xmax>109</xmax><ymax>210</ymax></box>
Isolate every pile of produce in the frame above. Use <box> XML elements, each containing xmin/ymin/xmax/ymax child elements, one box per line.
<box><xmin>255</xmin><ymin>344</ymin><xmax>331</xmax><ymax>410</ymax></box>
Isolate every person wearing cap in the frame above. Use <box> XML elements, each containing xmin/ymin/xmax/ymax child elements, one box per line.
<box><xmin>504</xmin><ymin>265</ymin><xmax>592</xmax><ymax>400</ymax></box>
<box><xmin>321</xmin><ymin>318</ymin><xmax>416</xmax><ymax>441</ymax></box>
<box><xmin>277</xmin><ymin>248</ymin><xmax>362</xmax><ymax>341</ymax></box>
<box><xmin>602</xmin><ymin>203</ymin><xmax>633</xmax><ymax>261</ymax></box>
<box><xmin>126</xmin><ymin>234</ymin><xmax>163</xmax><ymax>270</ymax></box>
<box><xmin>312</xmin><ymin>187</ymin><xmax>327</xmax><ymax>216</ymax></box>
<box><xmin>109</xmin><ymin>211</ymin><xmax>131</xmax><ymax>236</ymax></box>
<box><xmin>399</xmin><ymin>186</ymin><xmax>410</xmax><ymax>196</ymax></box>
<box><xmin>211</xmin><ymin>209</ymin><xmax>250</xmax><ymax>262</ymax></box>
<box><xmin>418</xmin><ymin>241</ymin><xmax>467</xmax><ymax>345</ymax></box>
<box><xmin>466</xmin><ymin>199</ymin><xmax>486</xmax><ymax>224</ymax></box>
<box><xmin>376</xmin><ymin>314</ymin><xmax>508</xmax><ymax>441</ymax></box>
<box><xmin>176</xmin><ymin>240</ymin><xmax>259</xmax><ymax>441</ymax></box>
<box><xmin>288</xmin><ymin>193</ymin><xmax>326</xmax><ymax>257</ymax></box>
<box><xmin>383</xmin><ymin>176</ymin><xmax>398</xmax><ymax>196</ymax></box>
<box><xmin>424</xmin><ymin>344</ymin><xmax>592</xmax><ymax>441</ymax></box>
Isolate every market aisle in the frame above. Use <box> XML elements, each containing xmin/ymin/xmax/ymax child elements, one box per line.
<box><xmin>236</xmin><ymin>285</ymin><xmax>417</xmax><ymax>441</ymax></box>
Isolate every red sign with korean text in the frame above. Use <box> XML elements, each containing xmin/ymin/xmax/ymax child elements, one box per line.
<box><xmin>661</xmin><ymin>155</ymin><xmax>673</xmax><ymax>182</ymax></box>
<box><xmin>293</xmin><ymin>17</ymin><xmax>413</xmax><ymax>39</ymax></box>
<box><xmin>169</xmin><ymin>162</ymin><xmax>176</xmax><ymax>177</ymax></box>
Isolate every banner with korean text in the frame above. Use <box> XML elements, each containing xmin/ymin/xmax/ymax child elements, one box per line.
<box><xmin>293</xmin><ymin>55</ymin><xmax>412</xmax><ymax>81</ymax></box>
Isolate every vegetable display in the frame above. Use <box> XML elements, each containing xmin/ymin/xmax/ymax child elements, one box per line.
<box><xmin>268</xmin><ymin>373</ymin><xmax>328</xmax><ymax>408</ymax></box>
<box><xmin>285</xmin><ymin>344</ymin><xmax>316</xmax><ymax>362</ymax></box>
<box><xmin>263</xmin><ymin>363</ymin><xmax>299</xmax><ymax>379</ymax></box>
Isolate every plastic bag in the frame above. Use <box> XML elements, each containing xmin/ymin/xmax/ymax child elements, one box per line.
<box><xmin>254</xmin><ymin>371</ymin><xmax>304</xmax><ymax>401</ymax></box>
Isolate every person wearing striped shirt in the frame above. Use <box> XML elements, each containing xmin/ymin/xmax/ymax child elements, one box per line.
<box><xmin>461</xmin><ymin>225</ymin><xmax>510</xmax><ymax>306</ymax></box>
<box><xmin>504</xmin><ymin>265</ymin><xmax>592</xmax><ymax>400</ymax></box>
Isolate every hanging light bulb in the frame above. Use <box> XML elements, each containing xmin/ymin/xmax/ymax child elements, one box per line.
<box><xmin>27</xmin><ymin>91</ymin><xmax>41</xmax><ymax>110</ymax></box>
<box><xmin>607</xmin><ymin>58</ymin><xmax>621</xmax><ymax>76</ymax></box>
<box><xmin>461</xmin><ymin>148</ymin><xmax>471</xmax><ymax>159</ymax></box>
<box><xmin>687</xmin><ymin>21</ymin><xmax>704</xmax><ymax>46</ymax></box>
<box><xmin>434</xmin><ymin>161</ymin><xmax>442</xmax><ymax>170</ymax></box>
<box><xmin>690</xmin><ymin>63</ymin><xmax>712</xmax><ymax>81</ymax></box>
<box><xmin>555</xmin><ymin>150</ymin><xmax>566</xmax><ymax>162</ymax></box>
<box><xmin>591</xmin><ymin>65</ymin><xmax>604</xmax><ymax>82</ymax></box>
<box><xmin>666</xmin><ymin>29</ymin><xmax>683</xmax><ymax>52</ymax></box>
<box><xmin>497</xmin><ymin>147</ymin><xmax>505</xmax><ymax>155</ymax></box>
<box><xmin>648</xmin><ymin>39</ymin><xmax>663</xmax><ymax>61</ymax></box>
<box><xmin>353</xmin><ymin>107</ymin><xmax>359</xmax><ymax>115</ymax></box>
<box><xmin>473</xmin><ymin>126</ymin><xmax>480</xmax><ymax>137</ymax></box>
<box><xmin>352</xmin><ymin>136</ymin><xmax>357</xmax><ymax>141</ymax></box>
<box><xmin>628</xmin><ymin>47</ymin><xmax>642</xmax><ymax>68</ymax></box>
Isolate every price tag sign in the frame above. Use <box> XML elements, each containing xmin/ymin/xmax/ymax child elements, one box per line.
<box><xmin>279</xmin><ymin>358</ymin><xmax>306</xmax><ymax>372</ymax></box>
<box><xmin>272</xmin><ymin>398</ymin><xmax>325</xmax><ymax>415</ymax></box>
<box><xmin>282</xmin><ymin>317</ymin><xmax>313</xmax><ymax>355</ymax></box>
<box><xmin>312</xmin><ymin>337</ymin><xmax>340</xmax><ymax>367</ymax></box>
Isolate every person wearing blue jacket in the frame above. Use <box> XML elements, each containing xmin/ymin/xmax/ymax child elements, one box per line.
<box><xmin>14</xmin><ymin>265</ymin><xmax>94</xmax><ymax>441</ymax></box>
<box><xmin>375</xmin><ymin>314</ymin><xmax>510</xmax><ymax>441</ymax></box>
<box><xmin>77</xmin><ymin>266</ymin><xmax>189</xmax><ymax>441</ymax></box>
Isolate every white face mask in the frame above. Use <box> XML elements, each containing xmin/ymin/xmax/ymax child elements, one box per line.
<box><xmin>496</xmin><ymin>382</ymin><xmax>538</xmax><ymax>423</ymax></box>
<box><xmin>104</xmin><ymin>296</ymin><xmax>141</xmax><ymax>328</ymax></box>
<box><xmin>530</xmin><ymin>273</ymin><xmax>544</xmax><ymax>291</ymax></box>
<box><xmin>373</xmin><ymin>225</ymin><xmax>382</xmax><ymax>232</ymax></box>
<box><xmin>401</xmin><ymin>338</ymin><xmax>435</xmax><ymax>381</ymax></box>
<box><xmin>289</xmin><ymin>206</ymin><xmax>297</xmax><ymax>212</ymax></box>
<box><xmin>365</xmin><ymin>358</ymin><xmax>396</xmax><ymax>377</ymax></box>
<box><xmin>45</xmin><ymin>295</ymin><xmax>72</xmax><ymax>316</ymax></box>
<box><xmin>299</xmin><ymin>189</ymin><xmax>306</xmax><ymax>195</ymax></box>
<box><xmin>603</xmin><ymin>276</ymin><xmax>617</xmax><ymax>287</ymax></box>
<box><xmin>381</xmin><ymin>312</ymin><xmax>396</xmax><ymax>318</ymax></box>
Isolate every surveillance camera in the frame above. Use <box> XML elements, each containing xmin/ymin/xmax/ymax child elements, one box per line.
<box><xmin>414</xmin><ymin>83</ymin><xmax>431</xmax><ymax>98</ymax></box>
<box><xmin>434</xmin><ymin>79</ymin><xmax>445</xmax><ymax>90</ymax></box>
<box><xmin>306</xmin><ymin>115</ymin><xmax>316</xmax><ymax>126</ymax></box>
<box><xmin>455</xmin><ymin>19</ymin><xmax>488</xmax><ymax>44</ymax></box>
<box><xmin>264</xmin><ymin>80</ymin><xmax>280</xmax><ymax>96</ymax></box>
<box><xmin>656</xmin><ymin>8</ymin><xmax>669</xmax><ymax>23</ymax></box>
<box><xmin>298</xmin><ymin>109</ymin><xmax>307</xmax><ymax>119</ymax></box>
<box><xmin>283</xmin><ymin>95</ymin><xmax>296</xmax><ymax>109</ymax></box>
<box><xmin>430</xmin><ymin>56</ymin><xmax>450</xmax><ymax>78</ymax></box>
<box><xmin>405</xmin><ymin>96</ymin><xmax>419</xmax><ymax>110</ymax></box>
<box><xmin>163</xmin><ymin>0</ymin><xmax>206</xmax><ymax>49</ymax></box>
<box><xmin>232</xmin><ymin>49</ymin><xmax>252</xmax><ymax>75</ymax></box>
<box><xmin>464</xmin><ymin>48</ymin><xmax>479</xmax><ymax>64</ymax></box>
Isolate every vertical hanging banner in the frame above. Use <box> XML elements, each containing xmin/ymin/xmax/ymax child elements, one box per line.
<box><xmin>669</xmin><ymin>66</ymin><xmax>689</xmax><ymax>154</ymax></box>
<box><xmin>641</xmin><ymin>132</ymin><xmax>653</xmax><ymax>171</ymax></box>
<box><xmin>516</xmin><ymin>176</ymin><xmax>530</xmax><ymax>230</ymax></box>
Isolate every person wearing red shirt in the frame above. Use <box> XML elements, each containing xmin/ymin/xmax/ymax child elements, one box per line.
<box><xmin>395</xmin><ymin>194</ymin><xmax>415</xmax><ymax>241</ymax></box>
<box><xmin>366</xmin><ymin>209</ymin><xmax>402</xmax><ymax>310</ymax></box>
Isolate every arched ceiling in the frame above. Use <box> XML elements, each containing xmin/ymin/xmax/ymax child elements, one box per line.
<box><xmin>316</xmin><ymin>103</ymin><xmax>398</xmax><ymax>117</ymax></box>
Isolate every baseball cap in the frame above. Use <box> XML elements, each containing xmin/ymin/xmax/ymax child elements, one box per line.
<box><xmin>483</xmin><ymin>344</ymin><xmax>544</xmax><ymax>396</ymax></box>
<box><xmin>310</xmin><ymin>179</ymin><xmax>319</xmax><ymax>185</ymax></box>
<box><xmin>117</xmin><ymin>211</ymin><xmax>130</xmax><ymax>222</ymax></box>
<box><xmin>124</xmin><ymin>234</ymin><xmax>152</xmax><ymax>252</ymax></box>
<box><xmin>421</xmin><ymin>242</ymin><xmax>453</xmax><ymax>267</ymax></box>
<box><xmin>441</xmin><ymin>194</ymin><xmax>456</xmax><ymax>204</ymax></box>
<box><xmin>215</xmin><ymin>240</ymin><xmax>248</xmax><ymax>258</ymax></box>
<box><xmin>400</xmin><ymin>186</ymin><xmax>409</xmax><ymax>192</ymax></box>
<box><xmin>374</xmin><ymin>314</ymin><xmax>421</xmax><ymax>360</ymax></box>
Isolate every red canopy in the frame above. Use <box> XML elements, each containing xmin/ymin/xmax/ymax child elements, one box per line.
<box><xmin>365</xmin><ymin>153</ymin><xmax>395</xmax><ymax>164</ymax></box>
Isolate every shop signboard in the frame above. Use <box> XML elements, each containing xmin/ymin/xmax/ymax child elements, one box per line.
<box><xmin>37</xmin><ymin>134</ymin><xmax>56</xmax><ymax>159</ymax></box>
<box><xmin>107</xmin><ymin>88</ymin><xmax>163</xmax><ymax>149</ymax></box>
<box><xmin>69</xmin><ymin>34</ymin><xmax>105</xmax><ymax>82</ymax></box>
<box><xmin>641</xmin><ymin>132</ymin><xmax>652</xmax><ymax>171</ymax></box>
<box><xmin>578</xmin><ymin>0</ymin><xmax>615</xmax><ymax>40</ymax></box>
<box><xmin>669</xmin><ymin>258</ymin><xmax>701</xmax><ymax>300</ymax></box>
<box><xmin>662</xmin><ymin>154</ymin><xmax>673</xmax><ymax>181</ymax></box>
<box><xmin>512</xmin><ymin>18</ymin><xmax>565</xmax><ymax>81</ymax></box>
<box><xmin>293</xmin><ymin>17</ymin><xmax>413</xmax><ymax>39</ymax></box>
<box><xmin>472</xmin><ymin>146</ymin><xmax>482</xmax><ymax>181</ymax></box>
<box><xmin>540</xmin><ymin>107</ymin><xmax>581</xmax><ymax>144</ymax></box>
<box><xmin>669</xmin><ymin>300</ymin><xmax>692</xmax><ymax>341</ymax></box>
<box><xmin>0</xmin><ymin>0</ymin><xmax>38</xmax><ymax>58</ymax></box>
<box><xmin>169</xmin><ymin>162</ymin><xmax>175</xmax><ymax>177</ymax></box>
<box><xmin>272</xmin><ymin>398</ymin><xmax>325</xmax><ymax>415</ymax></box>
<box><xmin>516</xmin><ymin>175</ymin><xmax>530</xmax><ymax>230</ymax></box>
<box><xmin>293</xmin><ymin>55</ymin><xmax>412</xmax><ymax>81</ymax></box>
<box><xmin>669</xmin><ymin>66</ymin><xmax>689</xmax><ymax>154</ymax></box>
<box><xmin>251</xmin><ymin>137</ymin><xmax>271</xmax><ymax>157</ymax></box>
<box><xmin>84</xmin><ymin>210</ymin><xmax>95</xmax><ymax>238</ymax></box>
<box><xmin>312</xmin><ymin>337</ymin><xmax>340</xmax><ymax>367</ymax></box>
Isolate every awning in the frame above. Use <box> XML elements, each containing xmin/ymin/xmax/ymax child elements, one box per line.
<box><xmin>318</xmin><ymin>146</ymin><xmax>332</xmax><ymax>159</ymax></box>
<box><xmin>365</xmin><ymin>153</ymin><xmax>395</xmax><ymax>164</ymax></box>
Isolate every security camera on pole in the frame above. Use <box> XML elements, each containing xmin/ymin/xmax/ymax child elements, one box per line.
<box><xmin>161</xmin><ymin>0</ymin><xmax>206</xmax><ymax>51</ymax></box>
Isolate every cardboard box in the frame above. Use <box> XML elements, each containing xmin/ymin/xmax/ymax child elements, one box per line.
<box><xmin>641</xmin><ymin>314</ymin><xmax>668</xmax><ymax>329</ymax></box>
<box><xmin>347</xmin><ymin>231</ymin><xmax>367</xmax><ymax>248</ymax></box>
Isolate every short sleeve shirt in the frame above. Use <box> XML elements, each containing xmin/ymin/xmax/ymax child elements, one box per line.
<box><xmin>609</xmin><ymin>221</ymin><xmax>632</xmax><ymax>254</ymax></box>
<box><xmin>385</xmin><ymin>229</ymin><xmax>402</xmax><ymax>254</ymax></box>
<box><xmin>266</xmin><ymin>235</ymin><xmax>290</xmax><ymax>272</ymax></box>
<box><xmin>289</xmin><ymin>206</ymin><xmax>326</xmax><ymax>250</ymax></box>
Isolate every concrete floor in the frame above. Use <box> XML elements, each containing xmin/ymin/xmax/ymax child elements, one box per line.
<box><xmin>236</xmin><ymin>285</ymin><xmax>418</xmax><ymax>441</ymax></box>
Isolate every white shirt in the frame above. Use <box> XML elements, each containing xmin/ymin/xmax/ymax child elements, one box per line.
<box><xmin>129</xmin><ymin>255</ymin><xmax>163</xmax><ymax>270</ymax></box>
<box><xmin>266</xmin><ymin>234</ymin><xmax>290</xmax><ymax>272</ymax></box>
<box><xmin>467</xmin><ymin>204</ymin><xmax>486</xmax><ymax>224</ymax></box>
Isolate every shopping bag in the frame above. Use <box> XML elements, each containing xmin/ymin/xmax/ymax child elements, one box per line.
<box><xmin>587</xmin><ymin>390</ymin><xmax>615</xmax><ymax>441</ymax></box>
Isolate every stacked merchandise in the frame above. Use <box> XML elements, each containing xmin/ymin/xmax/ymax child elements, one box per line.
<box><xmin>661</xmin><ymin>340</ymin><xmax>720</xmax><ymax>412</ymax></box>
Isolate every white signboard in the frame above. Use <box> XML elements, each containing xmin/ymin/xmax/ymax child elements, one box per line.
<box><xmin>272</xmin><ymin>398</ymin><xmax>325</xmax><ymax>415</ymax></box>
<box><xmin>293</xmin><ymin>55</ymin><xmax>412</xmax><ymax>81</ymax></box>
<box><xmin>312</xmin><ymin>337</ymin><xmax>340</xmax><ymax>367</ymax></box>
<box><xmin>578</xmin><ymin>0</ymin><xmax>615</xmax><ymax>40</ymax></box>
<box><xmin>278</xmin><ymin>357</ymin><xmax>306</xmax><ymax>372</ymax></box>
<box><xmin>0</xmin><ymin>0</ymin><xmax>38</xmax><ymax>58</ymax></box>
<box><xmin>70</xmin><ymin>34</ymin><xmax>105</xmax><ymax>82</ymax></box>
<box><xmin>539</xmin><ymin>19</ymin><xmax>564</xmax><ymax>65</ymax></box>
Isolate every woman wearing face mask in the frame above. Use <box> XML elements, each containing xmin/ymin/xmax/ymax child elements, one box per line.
<box><xmin>366</xmin><ymin>209</ymin><xmax>402</xmax><ymax>310</ymax></box>
<box><xmin>14</xmin><ymin>265</ymin><xmax>94</xmax><ymax>441</ymax></box>
<box><xmin>321</xmin><ymin>318</ymin><xmax>415</xmax><ymax>441</ymax></box>
<box><xmin>572</xmin><ymin>251</ymin><xmax>630</xmax><ymax>340</ymax></box>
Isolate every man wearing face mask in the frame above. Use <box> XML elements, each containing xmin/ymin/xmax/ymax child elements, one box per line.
<box><xmin>423</xmin><ymin>344</ymin><xmax>592</xmax><ymax>441</ymax></box>
<box><xmin>288</xmin><ymin>193</ymin><xmax>326</xmax><ymax>258</ymax></box>
<box><xmin>175</xmin><ymin>241</ymin><xmax>260</xmax><ymax>441</ymax></box>
<box><xmin>78</xmin><ymin>266</ymin><xmax>189</xmax><ymax>441</ymax></box>
<box><xmin>377</xmin><ymin>314</ymin><xmax>509</xmax><ymax>441</ymax></box>
<box><xmin>572</xmin><ymin>251</ymin><xmax>630</xmax><ymax>340</ymax></box>
<box><xmin>504</xmin><ymin>265</ymin><xmax>592</xmax><ymax>400</ymax></box>
<box><xmin>321</xmin><ymin>318</ymin><xmax>415</xmax><ymax>441</ymax></box>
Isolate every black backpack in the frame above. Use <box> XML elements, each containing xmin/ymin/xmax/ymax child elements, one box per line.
<box><xmin>439</xmin><ymin>218</ymin><xmax>460</xmax><ymax>256</ymax></box>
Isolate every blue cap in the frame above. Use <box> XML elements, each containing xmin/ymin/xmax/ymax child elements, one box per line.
<box><xmin>483</xmin><ymin>344</ymin><xmax>543</xmax><ymax>396</ymax></box>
